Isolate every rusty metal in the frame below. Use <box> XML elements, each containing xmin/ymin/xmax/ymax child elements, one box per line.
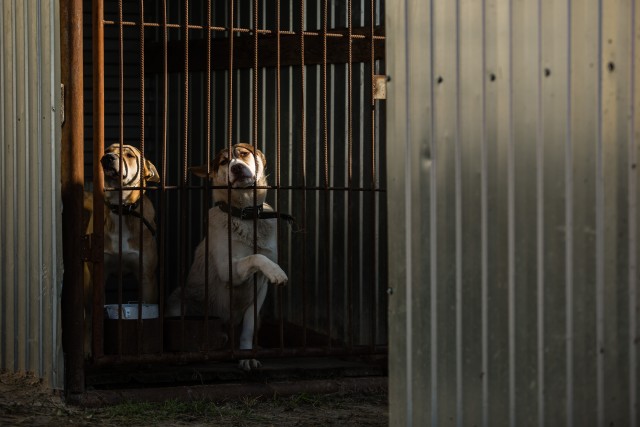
<box><xmin>90</xmin><ymin>0</ymin><xmax>387</xmax><ymax>369</ymax></box>
<box><xmin>60</xmin><ymin>0</ymin><xmax>85</xmax><ymax>394</ymax></box>
<box><xmin>137</xmin><ymin>0</ymin><xmax>147</xmax><ymax>356</ymax></box>
<box><xmin>92</xmin><ymin>0</ymin><xmax>105</xmax><ymax>361</ymax></box>
<box><xmin>370</xmin><ymin>0</ymin><xmax>378</xmax><ymax>352</ymax></box>
<box><xmin>227</xmin><ymin>0</ymin><xmax>236</xmax><ymax>355</ymax></box>
<box><xmin>299</xmin><ymin>0</ymin><xmax>308</xmax><ymax>351</ymax></box>
<box><xmin>116</xmin><ymin>0</ymin><xmax>125</xmax><ymax>357</ymax></box>
<box><xmin>203</xmin><ymin>0</ymin><xmax>212</xmax><ymax>352</ymax></box>
<box><xmin>322</xmin><ymin>0</ymin><xmax>332</xmax><ymax>351</ymax></box>
<box><xmin>276</xmin><ymin>0</ymin><xmax>284</xmax><ymax>353</ymax></box>
<box><xmin>252</xmin><ymin>0</ymin><xmax>260</xmax><ymax>355</ymax></box>
<box><xmin>158</xmin><ymin>0</ymin><xmax>168</xmax><ymax>336</ymax></box>
<box><xmin>103</xmin><ymin>318</ymin><xmax>162</xmax><ymax>355</ymax></box>
<box><xmin>91</xmin><ymin>345</ymin><xmax>389</xmax><ymax>367</ymax></box>
<box><xmin>347</xmin><ymin>0</ymin><xmax>354</xmax><ymax>350</ymax></box>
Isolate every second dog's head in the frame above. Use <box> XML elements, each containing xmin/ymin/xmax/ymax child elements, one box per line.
<box><xmin>101</xmin><ymin>143</ymin><xmax>160</xmax><ymax>205</ymax></box>
<box><xmin>191</xmin><ymin>143</ymin><xmax>268</xmax><ymax>208</ymax></box>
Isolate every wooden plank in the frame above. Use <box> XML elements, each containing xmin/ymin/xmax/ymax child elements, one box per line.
<box><xmin>145</xmin><ymin>26</ymin><xmax>385</xmax><ymax>73</ymax></box>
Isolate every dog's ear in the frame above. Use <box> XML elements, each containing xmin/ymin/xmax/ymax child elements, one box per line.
<box><xmin>189</xmin><ymin>164</ymin><xmax>215</xmax><ymax>179</ymax></box>
<box><xmin>255</xmin><ymin>149</ymin><xmax>266</xmax><ymax>170</ymax></box>
<box><xmin>144</xmin><ymin>159</ymin><xmax>161</xmax><ymax>183</ymax></box>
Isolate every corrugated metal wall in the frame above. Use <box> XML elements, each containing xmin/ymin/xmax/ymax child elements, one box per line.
<box><xmin>0</xmin><ymin>1</ymin><xmax>64</xmax><ymax>389</ymax></box>
<box><xmin>387</xmin><ymin>0</ymin><xmax>639</xmax><ymax>425</ymax></box>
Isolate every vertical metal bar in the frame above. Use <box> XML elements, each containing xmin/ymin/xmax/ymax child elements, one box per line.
<box><xmin>60</xmin><ymin>0</ymin><xmax>85</xmax><ymax>394</ymax></box>
<box><xmin>252</xmin><ymin>0</ymin><xmax>259</xmax><ymax>355</ymax></box>
<box><xmin>203</xmin><ymin>0</ymin><xmax>212</xmax><ymax>352</ymax></box>
<box><xmin>227</xmin><ymin>0</ymin><xmax>236</xmax><ymax>354</ymax></box>
<box><xmin>92</xmin><ymin>0</ymin><xmax>105</xmax><ymax>360</ymax></box>
<box><xmin>138</xmin><ymin>0</ymin><xmax>146</xmax><ymax>355</ymax></box>
<box><xmin>300</xmin><ymin>0</ymin><xmax>308</xmax><ymax>350</ymax></box>
<box><xmin>117</xmin><ymin>0</ymin><xmax>125</xmax><ymax>357</ymax></box>
<box><xmin>347</xmin><ymin>0</ymin><xmax>354</xmax><ymax>352</ymax></box>
<box><xmin>276</xmin><ymin>0</ymin><xmax>284</xmax><ymax>352</ymax></box>
<box><xmin>158</xmin><ymin>0</ymin><xmax>168</xmax><ymax>332</ymax></box>
<box><xmin>180</xmin><ymin>0</ymin><xmax>190</xmax><ymax>351</ymax></box>
<box><xmin>322</xmin><ymin>0</ymin><xmax>331</xmax><ymax>350</ymax></box>
<box><xmin>369</xmin><ymin>0</ymin><xmax>376</xmax><ymax>351</ymax></box>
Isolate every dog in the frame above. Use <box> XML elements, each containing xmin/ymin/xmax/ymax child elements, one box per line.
<box><xmin>83</xmin><ymin>143</ymin><xmax>160</xmax><ymax>354</ymax></box>
<box><xmin>166</xmin><ymin>143</ymin><xmax>288</xmax><ymax>371</ymax></box>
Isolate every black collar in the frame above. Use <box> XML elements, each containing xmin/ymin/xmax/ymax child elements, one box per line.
<box><xmin>106</xmin><ymin>199</ymin><xmax>156</xmax><ymax>236</ymax></box>
<box><xmin>215</xmin><ymin>201</ymin><xmax>295</xmax><ymax>226</ymax></box>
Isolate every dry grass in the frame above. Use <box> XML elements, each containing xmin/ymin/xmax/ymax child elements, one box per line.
<box><xmin>0</xmin><ymin>371</ymin><xmax>387</xmax><ymax>426</ymax></box>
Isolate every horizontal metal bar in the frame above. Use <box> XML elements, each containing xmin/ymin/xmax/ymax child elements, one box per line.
<box><xmin>104</xmin><ymin>185</ymin><xmax>387</xmax><ymax>192</ymax></box>
<box><xmin>90</xmin><ymin>345</ymin><xmax>388</xmax><ymax>367</ymax></box>
<box><xmin>102</xmin><ymin>19</ymin><xmax>386</xmax><ymax>41</ymax></box>
<box><xmin>72</xmin><ymin>377</ymin><xmax>388</xmax><ymax>408</ymax></box>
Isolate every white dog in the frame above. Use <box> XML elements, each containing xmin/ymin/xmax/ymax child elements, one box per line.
<box><xmin>166</xmin><ymin>143</ymin><xmax>288</xmax><ymax>371</ymax></box>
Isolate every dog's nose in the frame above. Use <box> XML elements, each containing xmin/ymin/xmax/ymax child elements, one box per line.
<box><xmin>230</xmin><ymin>164</ymin><xmax>245</xmax><ymax>176</ymax></box>
<box><xmin>101</xmin><ymin>155</ymin><xmax>112</xmax><ymax>167</ymax></box>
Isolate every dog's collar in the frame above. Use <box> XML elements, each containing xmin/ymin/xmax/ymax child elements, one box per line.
<box><xmin>106</xmin><ymin>199</ymin><xmax>156</xmax><ymax>236</ymax></box>
<box><xmin>215</xmin><ymin>201</ymin><xmax>295</xmax><ymax>226</ymax></box>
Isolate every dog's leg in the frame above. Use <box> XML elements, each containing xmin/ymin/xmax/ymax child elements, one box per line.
<box><xmin>233</xmin><ymin>254</ymin><xmax>287</xmax><ymax>285</ymax></box>
<box><xmin>238</xmin><ymin>281</ymin><xmax>268</xmax><ymax>371</ymax></box>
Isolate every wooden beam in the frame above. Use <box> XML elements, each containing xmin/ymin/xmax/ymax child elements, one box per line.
<box><xmin>145</xmin><ymin>26</ymin><xmax>385</xmax><ymax>73</ymax></box>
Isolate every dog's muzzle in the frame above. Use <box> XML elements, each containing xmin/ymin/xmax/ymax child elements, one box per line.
<box><xmin>101</xmin><ymin>154</ymin><xmax>122</xmax><ymax>177</ymax></box>
<box><xmin>230</xmin><ymin>163</ymin><xmax>256</xmax><ymax>186</ymax></box>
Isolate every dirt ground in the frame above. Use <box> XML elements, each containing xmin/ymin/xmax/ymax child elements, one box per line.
<box><xmin>0</xmin><ymin>371</ymin><xmax>388</xmax><ymax>426</ymax></box>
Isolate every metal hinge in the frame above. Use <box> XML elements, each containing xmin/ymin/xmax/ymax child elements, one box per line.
<box><xmin>81</xmin><ymin>234</ymin><xmax>93</xmax><ymax>262</ymax></box>
<box><xmin>81</xmin><ymin>233</ymin><xmax>102</xmax><ymax>263</ymax></box>
<box><xmin>373</xmin><ymin>75</ymin><xmax>387</xmax><ymax>100</ymax></box>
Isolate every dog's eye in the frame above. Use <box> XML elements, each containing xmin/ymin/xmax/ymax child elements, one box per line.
<box><xmin>239</xmin><ymin>151</ymin><xmax>248</xmax><ymax>157</ymax></box>
<box><xmin>125</xmin><ymin>152</ymin><xmax>135</xmax><ymax>159</ymax></box>
<box><xmin>219</xmin><ymin>159</ymin><xmax>229</xmax><ymax>166</ymax></box>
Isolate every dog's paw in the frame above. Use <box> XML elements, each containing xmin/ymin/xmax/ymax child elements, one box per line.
<box><xmin>239</xmin><ymin>359</ymin><xmax>262</xmax><ymax>371</ymax></box>
<box><xmin>264</xmin><ymin>264</ymin><xmax>288</xmax><ymax>286</ymax></box>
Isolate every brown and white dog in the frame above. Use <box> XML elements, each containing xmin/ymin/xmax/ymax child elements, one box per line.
<box><xmin>166</xmin><ymin>143</ymin><xmax>288</xmax><ymax>371</ymax></box>
<box><xmin>84</xmin><ymin>144</ymin><xmax>160</xmax><ymax>353</ymax></box>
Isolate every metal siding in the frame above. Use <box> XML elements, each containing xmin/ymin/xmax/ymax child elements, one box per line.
<box><xmin>387</xmin><ymin>0</ymin><xmax>640</xmax><ymax>425</ymax></box>
<box><xmin>0</xmin><ymin>0</ymin><xmax>63</xmax><ymax>389</ymax></box>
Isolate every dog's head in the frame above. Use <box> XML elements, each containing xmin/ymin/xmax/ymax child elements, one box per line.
<box><xmin>101</xmin><ymin>143</ymin><xmax>160</xmax><ymax>204</ymax></box>
<box><xmin>191</xmin><ymin>143</ymin><xmax>268</xmax><ymax>208</ymax></box>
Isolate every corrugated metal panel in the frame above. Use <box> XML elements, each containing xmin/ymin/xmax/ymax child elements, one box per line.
<box><xmin>387</xmin><ymin>0</ymin><xmax>639</xmax><ymax>425</ymax></box>
<box><xmin>0</xmin><ymin>0</ymin><xmax>64</xmax><ymax>389</ymax></box>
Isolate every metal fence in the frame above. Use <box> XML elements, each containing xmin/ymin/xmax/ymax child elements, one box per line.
<box><xmin>387</xmin><ymin>0</ymin><xmax>640</xmax><ymax>426</ymax></box>
<box><xmin>79</xmin><ymin>0</ymin><xmax>387</xmax><ymax>375</ymax></box>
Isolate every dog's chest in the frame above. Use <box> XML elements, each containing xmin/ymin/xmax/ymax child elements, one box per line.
<box><xmin>103</xmin><ymin>212</ymin><xmax>146</xmax><ymax>265</ymax></box>
<box><xmin>211</xmin><ymin>209</ymin><xmax>278</xmax><ymax>256</ymax></box>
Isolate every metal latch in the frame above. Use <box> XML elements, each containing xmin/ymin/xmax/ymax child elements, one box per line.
<box><xmin>81</xmin><ymin>234</ymin><xmax>93</xmax><ymax>262</ymax></box>
<box><xmin>373</xmin><ymin>75</ymin><xmax>387</xmax><ymax>100</ymax></box>
<box><xmin>60</xmin><ymin>83</ymin><xmax>65</xmax><ymax>125</ymax></box>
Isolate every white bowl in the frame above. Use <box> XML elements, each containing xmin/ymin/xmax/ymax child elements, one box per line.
<box><xmin>104</xmin><ymin>303</ymin><xmax>159</xmax><ymax>320</ymax></box>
